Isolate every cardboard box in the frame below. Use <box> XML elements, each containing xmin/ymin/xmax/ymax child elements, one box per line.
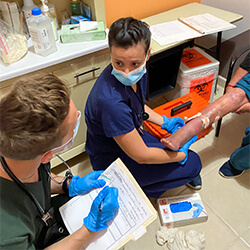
<box><xmin>71</xmin><ymin>16</ymin><xmax>90</xmax><ymax>24</ymax></box>
<box><xmin>60</xmin><ymin>22</ymin><xmax>106</xmax><ymax>43</ymax></box>
<box><xmin>157</xmin><ymin>193</ymin><xmax>208</xmax><ymax>228</ymax></box>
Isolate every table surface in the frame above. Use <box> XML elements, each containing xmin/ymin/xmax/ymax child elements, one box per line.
<box><xmin>142</xmin><ymin>2</ymin><xmax>243</xmax><ymax>56</ymax></box>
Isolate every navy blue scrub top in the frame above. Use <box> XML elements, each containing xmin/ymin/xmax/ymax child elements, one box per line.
<box><xmin>85</xmin><ymin>64</ymin><xmax>147</xmax><ymax>169</ymax></box>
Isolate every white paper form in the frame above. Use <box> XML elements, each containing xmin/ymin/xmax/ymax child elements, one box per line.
<box><xmin>178</xmin><ymin>13</ymin><xmax>236</xmax><ymax>35</ymax></box>
<box><xmin>59</xmin><ymin>159</ymin><xmax>156</xmax><ymax>250</ymax></box>
<box><xmin>150</xmin><ymin>20</ymin><xmax>202</xmax><ymax>46</ymax></box>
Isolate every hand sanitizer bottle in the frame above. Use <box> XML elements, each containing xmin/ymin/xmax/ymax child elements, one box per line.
<box><xmin>40</xmin><ymin>0</ymin><xmax>58</xmax><ymax>40</ymax></box>
<box><xmin>39</xmin><ymin>0</ymin><xmax>59</xmax><ymax>29</ymax></box>
<box><xmin>46</xmin><ymin>1</ymin><xmax>59</xmax><ymax>29</ymax></box>
<box><xmin>27</xmin><ymin>8</ymin><xmax>57</xmax><ymax>56</ymax></box>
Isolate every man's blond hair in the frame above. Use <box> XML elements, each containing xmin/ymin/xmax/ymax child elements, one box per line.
<box><xmin>0</xmin><ymin>73</ymin><xmax>70</xmax><ymax>160</ymax></box>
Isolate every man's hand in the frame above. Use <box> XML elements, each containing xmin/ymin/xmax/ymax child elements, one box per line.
<box><xmin>234</xmin><ymin>102</ymin><xmax>250</xmax><ymax>114</ymax></box>
<box><xmin>68</xmin><ymin>171</ymin><xmax>106</xmax><ymax>197</ymax></box>
<box><xmin>84</xmin><ymin>186</ymin><xmax>119</xmax><ymax>231</ymax></box>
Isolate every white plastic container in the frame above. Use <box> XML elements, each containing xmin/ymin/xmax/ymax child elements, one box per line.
<box><xmin>165</xmin><ymin>47</ymin><xmax>220</xmax><ymax>103</ymax></box>
<box><xmin>46</xmin><ymin>2</ymin><xmax>59</xmax><ymax>29</ymax></box>
<box><xmin>39</xmin><ymin>0</ymin><xmax>59</xmax><ymax>29</ymax></box>
<box><xmin>22</xmin><ymin>0</ymin><xmax>37</xmax><ymax>20</ymax></box>
<box><xmin>27</xmin><ymin>8</ymin><xmax>57</xmax><ymax>56</ymax></box>
<box><xmin>40</xmin><ymin>0</ymin><xmax>58</xmax><ymax>40</ymax></box>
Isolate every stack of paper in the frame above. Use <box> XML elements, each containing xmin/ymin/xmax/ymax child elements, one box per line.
<box><xmin>150</xmin><ymin>13</ymin><xmax>236</xmax><ymax>46</ymax></box>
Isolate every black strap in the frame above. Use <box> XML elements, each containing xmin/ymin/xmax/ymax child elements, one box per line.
<box><xmin>138</xmin><ymin>84</ymin><xmax>149</xmax><ymax>120</ymax></box>
<box><xmin>62</xmin><ymin>175</ymin><xmax>72</xmax><ymax>195</ymax></box>
<box><xmin>128</xmin><ymin>83</ymin><xmax>149</xmax><ymax>121</ymax></box>
<box><xmin>0</xmin><ymin>156</ymin><xmax>52</xmax><ymax>226</ymax></box>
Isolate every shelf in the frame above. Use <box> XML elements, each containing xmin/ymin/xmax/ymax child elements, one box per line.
<box><xmin>0</xmin><ymin>30</ymin><xmax>109</xmax><ymax>82</ymax></box>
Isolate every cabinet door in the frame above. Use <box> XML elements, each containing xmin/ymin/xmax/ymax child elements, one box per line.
<box><xmin>51</xmin><ymin>49</ymin><xmax>111</xmax><ymax>167</ymax></box>
<box><xmin>52</xmin><ymin>49</ymin><xmax>110</xmax><ymax>87</ymax></box>
<box><xmin>0</xmin><ymin>77</ymin><xmax>18</xmax><ymax>97</ymax></box>
<box><xmin>0</xmin><ymin>85</ymin><xmax>12</xmax><ymax>97</ymax></box>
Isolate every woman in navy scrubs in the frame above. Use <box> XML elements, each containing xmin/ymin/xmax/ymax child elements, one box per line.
<box><xmin>85</xmin><ymin>17</ymin><xmax>202</xmax><ymax>198</ymax></box>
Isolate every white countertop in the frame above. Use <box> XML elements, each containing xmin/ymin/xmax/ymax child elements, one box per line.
<box><xmin>0</xmin><ymin>32</ymin><xmax>109</xmax><ymax>82</ymax></box>
<box><xmin>1</xmin><ymin>3</ymin><xmax>243</xmax><ymax>82</ymax></box>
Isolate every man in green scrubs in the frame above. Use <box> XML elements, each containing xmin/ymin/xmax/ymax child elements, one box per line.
<box><xmin>0</xmin><ymin>73</ymin><xmax>119</xmax><ymax>249</ymax></box>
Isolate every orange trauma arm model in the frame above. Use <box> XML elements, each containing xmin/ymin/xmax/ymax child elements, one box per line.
<box><xmin>161</xmin><ymin>68</ymin><xmax>249</xmax><ymax>151</ymax></box>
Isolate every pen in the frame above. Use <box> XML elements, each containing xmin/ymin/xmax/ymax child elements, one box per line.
<box><xmin>98</xmin><ymin>174</ymin><xmax>111</xmax><ymax>212</ymax></box>
<box><xmin>178</xmin><ymin>17</ymin><xmax>205</xmax><ymax>34</ymax></box>
<box><xmin>99</xmin><ymin>200</ymin><xmax>104</xmax><ymax>212</ymax></box>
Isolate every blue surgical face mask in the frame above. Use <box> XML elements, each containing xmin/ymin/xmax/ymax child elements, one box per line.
<box><xmin>111</xmin><ymin>59</ymin><xmax>147</xmax><ymax>86</ymax></box>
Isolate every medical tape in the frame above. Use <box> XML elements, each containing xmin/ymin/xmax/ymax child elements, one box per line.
<box><xmin>184</xmin><ymin>112</ymin><xmax>202</xmax><ymax>123</ymax></box>
<box><xmin>201</xmin><ymin>116</ymin><xmax>210</xmax><ymax>129</ymax></box>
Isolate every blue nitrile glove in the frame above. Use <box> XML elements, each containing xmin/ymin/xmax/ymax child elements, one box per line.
<box><xmin>177</xmin><ymin>135</ymin><xmax>198</xmax><ymax>165</ymax></box>
<box><xmin>161</xmin><ymin>115</ymin><xmax>185</xmax><ymax>134</ymax></box>
<box><xmin>68</xmin><ymin>171</ymin><xmax>106</xmax><ymax>197</ymax></box>
<box><xmin>192</xmin><ymin>203</ymin><xmax>203</xmax><ymax>218</ymax></box>
<box><xmin>83</xmin><ymin>186</ymin><xmax>119</xmax><ymax>231</ymax></box>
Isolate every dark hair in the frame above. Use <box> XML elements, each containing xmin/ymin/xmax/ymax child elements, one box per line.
<box><xmin>108</xmin><ymin>17</ymin><xmax>151</xmax><ymax>54</ymax></box>
<box><xmin>0</xmin><ymin>73</ymin><xmax>70</xmax><ymax>160</ymax></box>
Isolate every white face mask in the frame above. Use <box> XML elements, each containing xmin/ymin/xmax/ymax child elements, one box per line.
<box><xmin>111</xmin><ymin>57</ymin><xmax>147</xmax><ymax>86</ymax></box>
<box><xmin>51</xmin><ymin>111</ymin><xmax>81</xmax><ymax>155</ymax></box>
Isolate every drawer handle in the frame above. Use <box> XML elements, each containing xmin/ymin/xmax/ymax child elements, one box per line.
<box><xmin>74</xmin><ymin>67</ymin><xmax>100</xmax><ymax>78</ymax></box>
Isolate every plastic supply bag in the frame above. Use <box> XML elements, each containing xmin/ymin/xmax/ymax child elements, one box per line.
<box><xmin>156</xmin><ymin>226</ymin><xmax>205</xmax><ymax>250</ymax></box>
<box><xmin>0</xmin><ymin>19</ymin><xmax>28</xmax><ymax>64</ymax></box>
<box><xmin>0</xmin><ymin>1</ymin><xmax>29</xmax><ymax>38</ymax></box>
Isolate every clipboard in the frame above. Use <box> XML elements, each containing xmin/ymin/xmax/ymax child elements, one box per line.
<box><xmin>59</xmin><ymin>158</ymin><xmax>157</xmax><ymax>250</ymax></box>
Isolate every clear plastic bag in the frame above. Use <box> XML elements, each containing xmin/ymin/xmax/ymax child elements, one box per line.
<box><xmin>0</xmin><ymin>19</ymin><xmax>28</xmax><ymax>64</ymax></box>
<box><xmin>0</xmin><ymin>0</ymin><xmax>29</xmax><ymax>37</ymax></box>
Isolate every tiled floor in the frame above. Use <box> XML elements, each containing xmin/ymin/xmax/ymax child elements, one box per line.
<box><xmin>53</xmin><ymin>77</ymin><xmax>250</xmax><ymax>250</ymax></box>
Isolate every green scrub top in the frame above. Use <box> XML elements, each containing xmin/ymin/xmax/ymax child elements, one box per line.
<box><xmin>0</xmin><ymin>163</ymin><xmax>51</xmax><ymax>249</ymax></box>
